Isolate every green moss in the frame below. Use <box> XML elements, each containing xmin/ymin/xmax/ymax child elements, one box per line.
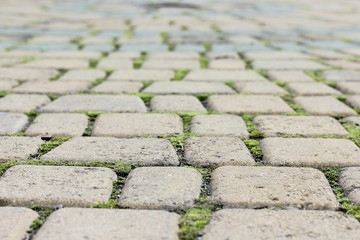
<box><xmin>224</xmin><ymin>81</ymin><xmax>236</xmax><ymax>89</ymax></box>
<box><xmin>31</xmin><ymin>138</ymin><xmax>71</xmax><ymax>159</ymax></box>
<box><xmin>130</xmin><ymin>93</ymin><xmax>154</xmax><ymax>106</ymax></box>
<box><xmin>0</xmin><ymin>91</ymin><xmax>10</xmax><ymax>98</ymax></box>
<box><xmin>89</xmin><ymin>59</ymin><xmax>100</xmax><ymax>68</ymax></box>
<box><xmin>178</xmin><ymin>208</ymin><xmax>212</xmax><ymax>240</ymax></box>
<box><xmin>255</xmin><ymin>69</ymin><xmax>269</xmax><ymax>79</ymax></box>
<box><xmin>83</xmin><ymin>112</ymin><xmax>101</xmax><ymax>136</ymax></box>
<box><xmin>344</xmin><ymin>123</ymin><xmax>360</xmax><ymax>147</ymax></box>
<box><xmin>204</xmin><ymin>43</ymin><xmax>212</xmax><ymax>52</ymax></box>
<box><xmin>92</xmin><ymin>199</ymin><xmax>118</xmax><ymax>208</ymax></box>
<box><xmin>50</xmin><ymin>70</ymin><xmax>67</xmax><ymax>81</ymax></box>
<box><xmin>24</xmin><ymin>111</ymin><xmax>40</xmax><ymax>120</ymax></box>
<box><xmin>199</xmin><ymin>57</ymin><xmax>209</xmax><ymax>69</ymax></box>
<box><xmin>47</xmin><ymin>94</ymin><xmax>60</xmax><ymax>101</ymax></box>
<box><xmin>160</xmin><ymin>32</ymin><xmax>169</xmax><ymax>43</ymax></box>
<box><xmin>242</xmin><ymin>115</ymin><xmax>264</xmax><ymax>139</ymax></box>
<box><xmin>211</xmin><ymin>24</ymin><xmax>221</xmax><ymax>33</ymax></box>
<box><xmin>274</xmin><ymin>81</ymin><xmax>287</xmax><ymax>88</ymax></box>
<box><xmin>195</xmin><ymin>94</ymin><xmax>212</xmax><ymax>102</ymax></box>
<box><xmin>280</xmin><ymin>94</ymin><xmax>308</xmax><ymax>115</ymax></box>
<box><xmin>181</xmin><ymin>25</ymin><xmax>189</xmax><ymax>31</ymax></box>
<box><xmin>90</xmin><ymin>78</ymin><xmax>106</xmax><ymax>88</ymax></box>
<box><xmin>162</xmin><ymin>133</ymin><xmax>199</xmax><ymax>152</ymax></box>
<box><xmin>133</xmin><ymin>59</ymin><xmax>144</xmax><ymax>69</ymax></box>
<box><xmin>243</xmin><ymin>140</ymin><xmax>263</xmax><ymax>162</ymax></box>
<box><xmin>173</xmin><ymin>70</ymin><xmax>190</xmax><ymax>81</ymax></box>
<box><xmin>169</xmin><ymin>43</ymin><xmax>176</xmax><ymax>51</ymax></box>
<box><xmin>28</xmin><ymin>207</ymin><xmax>54</xmax><ymax>236</ymax></box>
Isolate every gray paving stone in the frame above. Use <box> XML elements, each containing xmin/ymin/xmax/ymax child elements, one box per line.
<box><xmin>92</xmin><ymin>113</ymin><xmax>183</xmax><ymax>137</ymax></box>
<box><xmin>202</xmin><ymin>209</ymin><xmax>360</xmax><ymax>240</ymax></box>
<box><xmin>150</xmin><ymin>95</ymin><xmax>206</xmax><ymax>112</ymax></box>
<box><xmin>0</xmin><ymin>137</ymin><xmax>43</xmax><ymax>162</ymax></box>
<box><xmin>107</xmin><ymin>52</ymin><xmax>141</xmax><ymax>59</ymax></box>
<box><xmin>142</xmin><ymin>81</ymin><xmax>235</xmax><ymax>95</ymax></box>
<box><xmin>108</xmin><ymin>69</ymin><xmax>174</xmax><ymax>81</ymax></box>
<box><xmin>211</xmin><ymin>166</ymin><xmax>337</xmax><ymax>209</ymax></box>
<box><xmin>0</xmin><ymin>80</ymin><xmax>18</xmax><ymax>91</ymax></box>
<box><xmin>344</xmin><ymin>116</ymin><xmax>360</xmax><ymax>126</ymax></box>
<box><xmin>267</xmin><ymin>70</ymin><xmax>315</xmax><ymax>82</ymax></box>
<box><xmin>287</xmin><ymin>82</ymin><xmax>341</xmax><ymax>95</ymax></box>
<box><xmin>347</xmin><ymin>95</ymin><xmax>360</xmax><ymax>109</ymax></box>
<box><xmin>323</xmin><ymin>70</ymin><xmax>360</xmax><ymax>82</ymax></box>
<box><xmin>184</xmin><ymin>137</ymin><xmax>254</xmax><ymax>167</ymax></box>
<box><xmin>294</xmin><ymin>96</ymin><xmax>357</xmax><ymax>116</ymax></box>
<box><xmin>40</xmin><ymin>95</ymin><xmax>146</xmax><ymax>113</ymax></box>
<box><xmin>148</xmin><ymin>52</ymin><xmax>199</xmax><ymax>59</ymax></box>
<box><xmin>59</xmin><ymin>69</ymin><xmax>106</xmax><ymax>82</ymax></box>
<box><xmin>307</xmin><ymin>49</ymin><xmax>350</xmax><ymax>59</ymax></box>
<box><xmin>143</xmin><ymin>59</ymin><xmax>200</xmax><ymax>70</ymax></box>
<box><xmin>252</xmin><ymin>60</ymin><xmax>328</xmax><ymax>70</ymax></box>
<box><xmin>25</xmin><ymin>113</ymin><xmax>88</xmax><ymax>137</ymax></box>
<box><xmin>0</xmin><ymin>207</ymin><xmax>39</xmax><ymax>240</ymax></box>
<box><xmin>336</xmin><ymin>82</ymin><xmax>360</xmax><ymax>94</ymax></box>
<box><xmin>0</xmin><ymin>50</ymin><xmax>39</xmax><ymax>58</ymax></box>
<box><xmin>325</xmin><ymin>60</ymin><xmax>360</xmax><ymax>70</ymax></box>
<box><xmin>261</xmin><ymin>137</ymin><xmax>360</xmax><ymax>167</ymax></box>
<box><xmin>190</xmin><ymin>115</ymin><xmax>249</xmax><ymax>138</ymax></box>
<box><xmin>234</xmin><ymin>81</ymin><xmax>288</xmax><ymax>94</ymax></box>
<box><xmin>0</xmin><ymin>68</ymin><xmax>59</xmax><ymax>81</ymax></box>
<box><xmin>0</xmin><ymin>94</ymin><xmax>50</xmax><ymax>113</ymax></box>
<box><xmin>206</xmin><ymin>52</ymin><xmax>240</xmax><ymax>59</ymax></box>
<box><xmin>0</xmin><ymin>113</ymin><xmax>28</xmax><ymax>135</ymax></box>
<box><xmin>207</xmin><ymin>95</ymin><xmax>294</xmax><ymax>114</ymax></box>
<box><xmin>0</xmin><ymin>58</ymin><xmax>23</xmax><ymax>67</ymax></box>
<box><xmin>0</xmin><ymin>165</ymin><xmax>116</xmax><ymax>207</ymax></box>
<box><xmin>254</xmin><ymin>115</ymin><xmax>348</xmax><ymax>137</ymax></box>
<box><xmin>96</xmin><ymin>59</ymin><xmax>133</xmax><ymax>70</ymax></box>
<box><xmin>38</xmin><ymin>51</ymin><xmax>101</xmax><ymax>59</ymax></box>
<box><xmin>118</xmin><ymin>167</ymin><xmax>202</xmax><ymax>210</ymax></box>
<box><xmin>33</xmin><ymin>208</ymin><xmax>179</xmax><ymax>240</ymax></box>
<box><xmin>245</xmin><ymin>51</ymin><xmax>311</xmax><ymax>60</ymax></box>
<box><xmin>208</xmin><ymin>59</ymin><xmax>246</xmax><ymax>70</ymax></box>
<box><xmin>16</xmin><ymin>59</ymin><xmax>89</xmax><ymax>70</ymax></box>
<box><xmin>184</xmin><ymin>70</ymin><xmax>267</xmax><ymax>82</ymax></box>
<box><xmin>41</xmin><ymin>137</ymin><xmax>179</xmax><ymax>166</ymax></box>
<box><xmin>12</xmin><ymin>81</ymin><xmax>91</xmax><ymax>95</ymax></box>
<box><xmin>340</xmin><ymin>167</ymin><xmax>360</xmax><ymax>205</ymax></box>
<box><xmin>91</xmin><ymin>81</ymin><xmax>142</xmax><ymax>94</ymax></box>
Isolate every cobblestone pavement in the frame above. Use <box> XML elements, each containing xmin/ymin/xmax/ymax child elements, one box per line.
<box><xmin>1</xmin><ymin>0</ymin><xmax>360</xmax><ymax>239</ymax></box>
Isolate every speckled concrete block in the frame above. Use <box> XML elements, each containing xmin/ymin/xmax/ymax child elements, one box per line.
<box><xmin>40</xmin><ymin>95</ymin><xmax>146</xmax><ymax>113</ymax></box>
<box><xmin>202</xmin><ymin>209</ymin><xmax>360</xmax><ymax>240</ymax></box>
<box><xmin>41</xmin><ymin>137</ymin><xmax>179</xmax><ymax>166</ymax></box>
<box><xmin>185</xmin><ymin>70</ymin><xmax>267</xmax><ymax>82</ymax></box>
<box><xmin>267</xmin><ymin>70</ymin><xmax>315</xmax><ymax>82</ymax></box>
<box><xmin>347</xmin><ymin>95</ymin><xmax>360</xmax><ymax>109</ymax></box>
<box><xmin>143</xmin><ymin>59</ymin><xmax>200</xmax><ymax>69</ymax></box>
<box><xmin>108</xmin><ymin>52</ymin><xmax>141</xmax><ymax>59</ymax></box>
<box><xmin>287</xmin><ymin>82</ymin><xmax>341</xmax><ymax>95</ymax></box>
<box><xmin>0</xmin><ymin>165</ymin><xmax>116</xmax><ymax>207</ymax></box>
<box><xmin>0</xmin><ymin>137</ymin><xmax>43</xmax><ymax>162</ymax></box>
<box><xmin>108</xmin><ymin>69</ymin><xmax>174</xmax><ymax>81</ymax></box>
<box><xmin>245</xmin><ymin>51</ymin><xmax>311</xmax><ymax>60</ymax></box>
<box><xmin>118</xmin><ymin>167</ymin><xmax>202</xmax><ymax>210</ymax></box>
<box><xmin>12</xmin><ymin>81</ymin><xmax>91</xmax><ymax>95</ymax></box>
<box><xmin>208</xmin><ymin>59</ymin><xmax>246</xmax><ymax>70</ymax></box>
<box><xmin>148</xmin><ymin>52</ymin><xmax>199</xmax><ymax>59</ymax></box>
<box><xmin>234</xmin><ymin>82</ymin><xmax>288</xmax><ymax>94</ymax></box>
<box><xmin>0</xmin><ymin>80</ymin><xmax>18</xmax><ymax>91</ymax></box>
<box><xmin>207</xmin><ymin>95</ymin><xmax>294</xmax><ymax>114</ymax></box>
<box><xmin>252</xmin><ymin>60</ymin><xmax>328</xmax><ymax>70</ymax></box>
<box><xmin>33</xmin><ymin>208</ymin><xmax>179</xmax><ymax>240</ymax></box>
<box><xmin>16</xmin><ymin>59</ymin><xmax>89</xmax><ymax>70</ymax></box>
<box><xmin>184</xmin><ymin>137</ymin><xmax>254</xmax><ymax>167</ymax></box>
<box><xmin>25</xmin><ymin>113</ymin><xmax>88</xmax><ymax>137</ymax></box>
<box><xmin>261</xmin><ymin>137</ymin><xmax>360</xmax><ymax>167</ymax></box>
<box><xmin>38</xmin><ymin>51</ymin><xmax>101</xmax><ymax>59</ymax></box>
<box><xmin>96</xmin><ymin>59</ymin><xmax>133</xmax><ymax>69</ymax></box>
<box><xmin>337</xmin><ymin>82</ymin><xmax>360</xmax><ymax>94</ymax></box>
<box><xmin>294</xmin><ymin>96</ymin><xmax>357</xmax><ymax>116</ymax></box>
<box><xmin>344</xmin><ymin>116</ymin><xmax>360</xmax><ymax>125</ymax></box>
<box><xmin>59</xmin><ymin>69</ymin><xmax>106</xmax><ymax>82</ymax></box>
<box><xmin>150</xmin><ymin>95</ymin><xmax>206</xmax><ymax>112</ymax></box>
<box><xmin>92</xmin><ymin>113</ymin><xmax>183</xmax><ymax>137</ymax></box>
<box><xmin>324</xmin><ymin>60</ymin><xmax>360</xmax><ymax>70</ymax></box>
<box><xmin>254</xmin><ymin>115</ymin><xmax>348</xmax><ymax>137</ymax></box>
<box><xmin>340</xmin><ymin>167</ymin><xmax>360</xmax><ymax>205</ymax></box>
<box><xmin>323</xmin><ymin>70</ymin><xmax>360</xmax><ymax>82</ymax></box>
<box><xmin>0</xmin><ymin>113</ymin><xmax>29</xmax><ymax>135</ymax></box>
<box><xmin>0</xmin><ymin>94</ymin><xmax>50</xmax><ymax>112</ymax></box>
<box><xmin>91</xmin><ymin>81</ymin><xmax>143</xmax><ymax>94</ymax></box>
<box><xmin>211</xmin><ymin>166</ymin><xmax>338</xmax><ymax>209</ymax></box>
<box><xmin>191</xmin><ymin>115</ymin><xmax>249</xmax><ymax>138</ymax></box>
<box><xmin>0</xmin><ymin>68</ymin><xmax>59</xmax><ymax>81</ymax></box>
<box><xmin>0</xmin><ymin>207</ymin><xmax>39</xmax><ymax>240</ymax></box>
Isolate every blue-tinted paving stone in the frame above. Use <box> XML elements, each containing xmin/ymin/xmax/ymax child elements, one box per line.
<box><xmin>42</xmin><ymin>30</ymin><xmax>89</xmax><ymax>37</ymax></box>
<box><xmin>175</xmin><ymin>44</ymin><xmax>205</xmax><ymax>52</ymax></box>
<box><xmin>17</xmin><ymin>43</ymin><xmax>78</xmax><ymax>51</ymax></box>
<box><xmin>0</xmin><ymin>43</ymin><xmax>15</xmax><ymax>49</ymax></box>
<box><xmin>133</xmin><ymin>31</ymin><xmax>160</xmax><ymax>37</ymax></box>
<box><xmin>271</xmin><ymin>42</ymin><xmax>308</xmax><ymax>51</ymax></box>
<box><xmin>305</xmin><ymin>41</ymin><xmax>357</xmax><ymax>50</ymax></box>
<box><xmin>120</xmin><ymin>44</ymin><xmax>168</xmax><ymax>52</ymax></box>
<box><xmin>212</xmin><ymin>44</ymin><xmax>272</xmax><ymax>52</ymax></box>
<box><xmin>83</xmin><ymin>44</ymin><xmax>115</xmax><ymax>51</ymax></box>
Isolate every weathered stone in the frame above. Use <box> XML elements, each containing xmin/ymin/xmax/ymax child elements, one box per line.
<box><xmin>211</xmin><ymin>166</ymin><xmax>337</xmax><ymax>209</ymax></box>
<box><xmin>207</xmin><ymin>95</ymin><xmax>294</xmax><ymax>114</ymax></box>
<box><xmin>323</xmin><ymin>70</ymin><xmax>360</xmax><ymax>82</ymax></box>
<box><xmin>0</xmin><ymin>58</ymin><xmax>24</xmax><ymax>67</ymax></box>
<box><xmin>143</xmin><ymin>59</ymin><xmax>200</xmax><ymax>69</ymax></box>
<box><xmin>12</xmin><ymin>81</ymin><xmax>91</xmax><ymax>95</ymax></box>
<box><xmin>0</xmin><ymin>165</ymin><xmax>116</xmax><ymax>207</ymax></box>
<box><xmin>16</xmin><ymin>59</ymin><xmax>89</xmax><ymax>70</ymax></box>
<box><xmin>336</xmin><ymin>82</ymin><xmax>360</xmax><ymax>94</ymax></box>
<box><xmin>59</xmin><ymin>69</ymin><xmax>106</xmax><ymax>82</ymax></box>
<box><xmin>0</xmin><ymin>80</ymin><xmax>18</xmax><ymax>91</ymax></box>
<box><xmin>245</xmin><ymin>51</ymin><xmax>311</xmax><ymax>60</ymax></box>
<box><xmin>347</xmin><ymin>95</ymin><xmax>360</xmax><ymax>109</ymax></box>
<box><xmin>40</xmin><ymin>95</ymin><xmax>146</xmax><ymax>113</ymax></box>
<box><xmin>118</xmin><ymin>167</ymin><xmax>202</xmax><ymax>210</ymax></box>
<box><xmin>0</xmin><ymin>113</ymin><xmax>28</xmax><ymax>135</ymax></box>
<box><xmin>184</xmin><ymin>137</ymin><xmax>255</xmax><ymax>167</ymax></box>
<box><xmin>0</xmin><ymin>207</ymin><xmax>38</xmax><ymax>240</ymax></box>
<box><xmin>38</xmin><ymin>51</ymin><xmax>101</xmax><ymax>59</ymax></box>
<box><xmin>206</xmin><ymin>52</ymin><xmax>240</xmax><ymax>59</ymax></box>
<box><xmin>41</xmin><ymin>137</ymin><xmax>179</xmax><ymax>166</ymax></box>
<box><xmin>107</xmin><ymin>52</ymin><xmax>141</xmax><ymax>59</ymax></box>
<box><xmin>261</xmin><ymin>137</ymin><xmax>360</xmax><ymax>167</ymax></box>
<box><xmin>108</xmin><ymin>69</ymin><xmax>174</xmax><ymax>81</ymax></box>
<box><xmin>234</xmin><ymin>82</ymin><xmax>288</xmax><ymax>94</ymax></box>
<box><xmin>325</xmin><ymin>60</ymin><xmax>360</xmax><ymax>69</ymax></box>
<box><xmin>150</xmin><ymin>95</ymin><xmax>206</xmax><ymax>112</ymax></box>
<box><xmin>208</xmin><ymin>59</ymin><xmax>246</xmax><ymax>70</ymax></box>
<box><xmin>202</xmin><ymin>209</ymin><xmax>360</xmax><ymax>240</ymax></box>
<box><xmin>308</xmin><ymin>49</ymin><xmax>350</xmax><ymax>59</ymax></box>
<box><xmin>191</xmin><ymin>115</ymin><xmax>249</xmax><ymax>138</ymax></box>
<box><xmin>148</xmin><ymin>52</ymin><xmax>199</xmax><ymax>59</ymax></box>
<box><xmin>91</xmin><ymin>81</ymin><xmax>142</xmax><ymax>94</ymax></box>
<box><xmin>0</xmin><ymin>94</ymin><xmax>50</xmax><ymax>113</ymax></box>
<box><xmin>185</xmin><ymin>70</ymin><xmax>267</xmax><ymax>82</ymax></box>
<box><xmin>92</xmin><ymin>113</ymin><xmax>183</xmax><ymax>137</ymax></box>
<box><xmin>252</xmin><ymin>60</ymin><xmax>328</xmax><ymax>70</ymax></box>
<box><xmin>267</xmin><ymin>70</ymin><xmax>315</xmax><ymax>82</ymax></box>
<box><xmin>96</xmin><ymin>59</ymin><xmax>133</xmax><ymax>70</ymax></box>
<box><xmin>287</xmin><ymin>82</ymin><xmax>341</xmax><ymax>95</ymax></box>
<box><xmin>0</xmin><ymin>137</ymin><xmax>43</xmax><ymax>162</ymax></box>
<box><xmin>340</xmin><ymin>167</ymin><xmax>360</xmax><ymax>205</ymax></box>
<box><xmin>344</xmin><ymin>116</ymin><xmax>360</xmax><ymax>125</ymax></box>
<box><xmin>0</xmin><ymin>68</ymin><xmax>59</xmax><ymax>81</ymax></box>
<box><xmin>33</xmin><ymin>208</ymin><xmax>179</xmax><ymax>240</ymax></box>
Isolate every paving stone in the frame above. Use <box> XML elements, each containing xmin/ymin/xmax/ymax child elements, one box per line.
<box><xmin>83</xmin><ymin>44</ymin><xmax>114</xmax><ymax>52</ymax></box>
<box><xmin>336</xmin><ymin>82</ymin><xmax>360</xmax><ymax>94</ymax></box>
<box><xmin>287</xmin><ymin>82</ymin><xmax>341</xmax><ymax>95</ymax></box>
<box><xmin>118</xmin><ymin>167</ymin><xmax>202</xmax><ymax>210</ymax></box>
<box><xmin>142</xmin><ymin>81</ymin><xmax>235</xmax><ymax>95</ymax></box>
<box><xmin>261</xmin><ymin>137</ymin><xmax>360</xmax><ymax>167</ymax></box>
<box><xmin>245</xmin><ymin>51</ymin><xmax>311</xmax><ymax>60</ymax></box>
<box><xmin>142</xmin><ymin>59</ymin><xmax>200</xmax><ymax>70</ymax></box>
<box><xmin>120</xmin><ymin>44</ymin><xmax>168</xmax><ymax>52</ymax></box>
<box><xmin>150</xmin><ymin>95</ymin><xmax>206</xmax><ymax>112</ymax></box>
<box><xmin>0</xmin><ymin>68</ymin><xmax>59</xmax><ymax>81</ymax></box>
<box><xmin>16</xmin><ymin>59</ymin><xmax>89</xmax><ymax>70</ymax></box>
<box><xmin>108</xmin><ymin>69</ymin><xmax>174</xmax><ymax>81</ymax></box>
<box><xmin>0</xmin><ymin>113</ymin><xmax>28</xmax><ymax>135</ymax></box>
<box><xmin>190</xmin><ymin>115</ymin><xmax>249</xmax><ymax>138</ymax></box>
<box><xmin>185</xmin><ymin>70</ymin><xmax>267</xmax><ymax>82</ymax></box>
<box><xmin>41</xmin><ymin>137</ymin><xmax>179</xmax><ymax>165</ymax></box>
<box><xmin>347</xmin><ymin>95</ymin><xmax>360</xmax><ymax>109</ymax></box>
<box><xmin>59</xmin><ymin>69</ymin><xmax>106</xmax><ymax>82</ymax></box>
<box><xmin>207</xmin><ymin>95</ymin><xmax>294</xmax><ymax>114</ymax></box>
<box><xmin>33</xmin><ymin>208</ymin><xmax>179</xmax><ymax>240</ymax></box>
<box><xmin>107</xmin><ymin>52</ymin><xmax>141</xmax><ymax>59</ymax></box>
<box><xmin>208</xmin><ymin>59</ymin><xmax>246</xmax><ymax>70</ymax></box>
<box><xmin>12</xmin><ymin>81</ymin><xmax>91</xmax><ymax>95</ymax></box>
<box><xmin>0</xmin><ymin>80</ymin><xmax>18</xmax><ymax>91</ymax></box>
<box><xmin>0</xmin><ymin>165</ymin><xmax>116</xmax><ymax>207</ymax></box>
<box><xmin>206</xmin><ymin>52</ymin><xmax>240</xmax><ymax>59</ymax></box>
<box><xmin>323</xmin><ymin>70</ymin><xmax>360</xmax><ymax>82</ymax></box>
<box><xmin>175</xmin><ymin>44</ymin><xmax>205</xmax><ymax>52</ymax></box>
<box><xmin>267</xmin><ymin>70</ymin><xmax>315</xmax><ymax>82</ymax></box>
<box><xmin>252</xmin><ymin>60</ymin><xmax>328</xmax><ymax>70</ymax></box>
<box><xmin>211</xmin><ymin>166</ymin><xmax>337</xmax><ymax>209</ymax></box>
<box><xmin>340</xmin><ymin>167</ymin><xmax>360</xmax><ymax>205</ymax></box>
<box><xmin>0</xmin><ymin>94</ymin><xmax>50</xmax><ymax>112</ymax></box>
<box><xmin>344</xmin><ymin>116</ymin><xmax>360</xmax><ymax>126</ymax></box>
<box><xmin>0</xmin><ymin>58</ymin><xmax>23</xmax><ymax>67</ymax></box>
<box><xmin>0</xmin><ymin>136</ymin><xmax>43</xmax><ymax>162</ymax></box>
<box><xmin>91</xmin><ymin>81</ymin><xmax>142</xmax><ymax>94</ymax></box>
<box><xmin>25</xmin><ymin>113</ymin><xmax>88</xmax><ymax>137</ymax></box>
<box><xmin>325</xmin><ymin>60</ymin><xmax>360</xmax><ymax>70</ymax></box>
<box><xmin>38</xmin><ymin>51</ymin><xmax>101</xmax><ymax>59</ymax></box>
<box><xmin>96</xmin><ymin>59</ymin><xmax>133</xmax><ymax>69</ymax></box>
<box><xmin>307</xmin><ymin>49</ymin><xmax>350</xmax><ymax>59</ymax></box>
<box><xmin>184</xmin><ymin>137</ymin><xmax>255</xmax><ymax>167</ymax></box>
<box><xmin>0</xmin><ymin>50</ymin><xmax>39</xmax><ymax>58</ymax></box>
<box><xmin>92</xmin><ymin>113</ymin><xmax>183</xmax><ymax>137</ymax></box>
<box><xmin>202</xmin><ymin>209</ymin><xmax>360</xmax><ymax>240</ymax></box>
<box><xmin>0</xmin><ymin>207</ymin><xmax>39</xmax><ymax>240</ymax></box>
<box><xmin>294</xmin><ymin>96</ymin><xmax>357</xmax><ymax>116</ymax></box>
<box><xmin>147</xmin><ymin>52</ymin><xmax>199</xmax><ymax>59</ymax></box>
<box><xmin>234</xmin><ymin>81</ymin><xmax>288</xmax><ymax>94</ymax></box>
<box><xmin>40</xmin><ymin>95</ymin><xmax>146</xmax><ymax>113</ymax></box>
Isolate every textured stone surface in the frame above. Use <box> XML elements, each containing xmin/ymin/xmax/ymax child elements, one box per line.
<box><xmin>12</xmin><ymin>81</ymin><xmax>90</xmax><ymax>95</ymax></box>
<box><xmin>254</xmin><ymin>115</ymin><xmax>348</xmax><ymax>137</ymax></box>
<box><xmin>252</xmin><ymin>60</ymin><xmax>328</xmax><ymax>70</ymax></box>
<box><xmin>202</xmin><ymin>209</ymin><xmax>360</xmax><ymax>240</ymax></box>
<box><xmin>148</xmin><ymin>52</ymin><xmax>199</xmax><ymax>59</ymax></box>
<box><xmin>287</xmin><ymin>82</ymin><xmax>341</xmax><ymax>95</ymax></box>
<box><xmin>92</xmin><ymin>113</ymin><xmax>183</xmax><ymax>137</ymax></box>
<box><xmin>143</xmin><ymin>59</ymin><xmax>200</xmax><ymax>69</ymax></box>
<box><xmin>344</xmin><ymin>116</ymin><xmax>360</xmax><ymax>125</ymax></box>
<box><xmin>267</xmin><ymin>70</ymin><xmax>315</xmax><ymax>82</ymax></box>
<box><xmin>234</xmin><ymin>81</ymin><xmax>288</xmax><ymax>94</ymax></box>
<box><xmin>211</xmin><ymin>166</ymin><xmax>337</xmax><ymax>209</ymax></box>
<box><xmin>96</xmin><ymin>59</ymin><xmax>133</xmax><ymax>69</ymax></box>
<box><xmin>0</xmin><ymin>94</ymin><xmax>50</xmax><ymax>112</ymax></box>
<box><xmin>336</xmin><ymin>82</ymin><xmax>360</xmax><ymax>94</ymax></box>
<box><xmin>91</xmin><ymin>81</ymin><xmax>143</xmax><ymax>94</ymax></box>
<box><xmin>261</xmin><ymin>137</ymin><xmax>360</xmax><ymax>167</ymax></box>
<box><xmin>40</xmin><ymin>95</ymin><xmax>146</xmax><ymax>113</ymax></box>
<box><xmin>59</xmin><ymin>69</ymin><xmax>106</xmax><ymax>82</ymax></box>
<box><xmin>33</xmin><ymin>208</ymin><xmax>179</xmax><ymax>240</ymax></box>
<box><xmin>41</xmin><ymin>137</ymin><xmax>179</xmax><ymax>166</ymax></box>
<box><xmin>0</xmin><ymin>137</ymin><xmax>43</xmax><ymax>162</ymax></box>
<box><xmin>0</xmin><ymin>113</ymin><xmax>29</xmax><ymax>135</ymax></box>
<box><xmin>38</xmin><ymin>51</ymin><xmax>101</xmax><ymax>59</ymax></box>
<box><xmin>150</xmin><ymin>95</ymin><xmax>206</xmax><ymax>112</ymax></box>
<box><xmin>0</xmin><ymin>68</ymin><xmax>59</xmax><ymax>81</ymax></box>
<box><xmin>184</xmin><ymin>137</ymin><xmax>255</xmax><ymax>167</ymax></box>
<box><xmin>0</xmin><ymin>80</ymin><xmax>18</xmax><ymax>91</ymax></box>
<box><xmin>340</xmin><ymin>167</ymin><xmax>360</xmax><ymax>205</ymax></box>
<box><xmin>16</xmin><ymin>59</ymin><xmax>89</xmax><ymax>69</ymax></box>
<box><xmin>119</xmin><ymin>167</ymin><xmax>202</xmax><ymax>210</ymax></box>
<box><xmin>191</xmin><ymin>115</ymin><xmax>249</xmax><ymax>138</ymax></box>
<box><xmin>0</xmin><ymin>207</ymin><xmax>39</xmax><ymax>240</ymax></box>
<box><xmin>347</xmin><ymin>95</ymin><xmax>360</xmax><ymax>109</ymax></box>
<box><xmin>323</xmin><ymin>70</ymin><xmax>360</xmax><ymax>82</ymax></box>
<box><xmin>245</xmin><ymin>51</ymin><xmax>311</xmax><ymax>60</ymax></box>
<box><xmin>208</xmin><ymin>59</ymin><xmax>246</xmax><ymax>70</ymax></box>
<box><xmin>108</xmin><ymin>69</ymin><xmax>174</xmax><ymax>81</ymax></box>
<box><xmin>184</xmin><ymin>70</ymin><xmax>267</xmax><ymax>82</ymax></box>
<box><xmin>207</xmin><ymin>95</ymin><xmax>294</xmax><ymax>114</ymax></box>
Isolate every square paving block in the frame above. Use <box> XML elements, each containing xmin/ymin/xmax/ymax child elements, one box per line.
<box><xmin>59</xmin><ymin>69</ymin><xmax>106</xmax><ymax>82</ymax></box>
<box><xmin>150</xmin><ymin>95</ymin><xmax>206</xmax><ymax>112</ymax></box>
<box><xmin>0</xmin><ymin>94</ymin><xmax>50</xmax><ymax>113</ymax></box>
<box><xmin>208</xmin><ymin>59</ymin><xmax>246</xmax><ymax>70</ymax></box>
<box><xmin>336</xmin><ymin>82</ymin><xmax>360</xmax><ymax>94</ymax></box>
<box><xmin>108</xmin><ymin>69</ymin><xmax>174</xmax><ymax>81</ymax></box>
<box><xmin>0</xmin><ymin>68</ymin><xmax>59</xmax><ymax>81</ymax></box>
<box><xmin>323</xmin><ymin>70</ymin><xmax>360</xmax><ymax>82</ymax></box>
<box><xmin>346</xmin><ymin>95</ymin><xmax>360</xmax><ymax>109</ymax></box>
<box><xmin>340</xmin><ymin>167</ymin><xmax>360</xmax><ymax>205</ymax></box>
<box><xmin>142</xmin><ymin>59</ymin><xmax>200</xmax><ymax>69</ymax></box>
<box><xmin>91</xmin><ymin>81</ymin><xmax>143</xmax><ymax>94</ymax></box>
<box><xmin>245</xmin><ymin>51</ymin><xmax>311</xmax><ymax>60</ymax></box>
<box><xmin>0</xmin><ymin>113</ymin><xmax>29</xmax><ymax>135</ymax></box>
<box><xmin>252</xmin><ymin>60</ymin><xmax>328</xmax><ymax>70</ymax></box>
<box><xmin>0</xmin><ymin>80</ymin><xmax>18</xmax><ymax>91</ymax></box>
<box><xmin>287</xmin><ymin>82</ymin><xmax>341</xmax><ymax>96</ymax></box>
<box><xmin>234</xmin><ymin>82</ymin><xmax>288</xmax><ymax>94</ymax></box>
<box><xmin>96</xmin><ymin>59</ymin><xmax>133</xmax><ymax>70</ymax></box>
<box><xmin>12</xmin><ymin>81</ymin><xmax>91</xmax><ymax>95</ymax></box>
<box><xmin>38</xmin><ymin>51</ymin><xmax>101</xmax><ymax>59</ymax></box>
<box><xmin>15</xmin><ymin>59</ymin><xmax>89</xmax><ymax>70</ymax></box>
<box><xmin>267</xmin><ymin>70</ymin><xmax>315</xmax><ymax>82</ymax></box>
<box><xmin>0</xmin><ymin>137</ymin><xmax>43</xmax><ymax>162</ymax></box>
<box><xmin>185</xmin><ymin>70</ymin><xmax>267</xmax><ymax>82</ymax></box>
